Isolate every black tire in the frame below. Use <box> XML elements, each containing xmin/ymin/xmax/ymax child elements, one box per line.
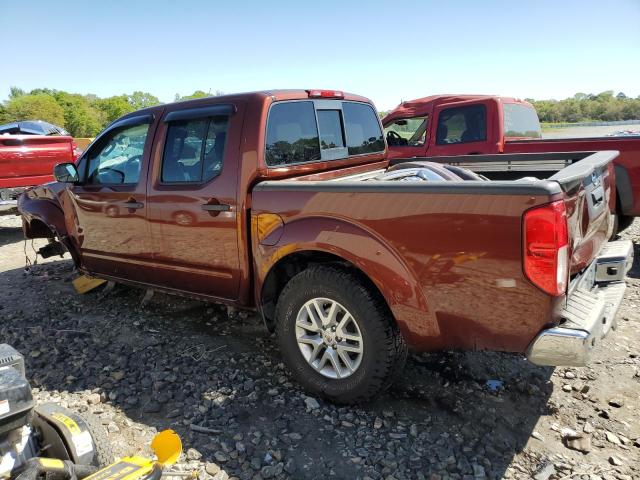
<box><xmin>78</xmin><ymin>412</ymin><xmax>116</xmax><ymax>468</ymax></box>
<box><xmin>275</xmin><ymin>265</ymin><xmax>407</xmax><ymax>404</ymax></box>
<box><xmin>617</xmin><ymin>214</ymin><xmax>635</xmax><ymax>233</ymax></box>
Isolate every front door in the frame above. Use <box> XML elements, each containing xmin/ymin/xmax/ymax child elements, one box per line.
<box><xmin>145</xmin><ymin>103</ymin><xmax>242</xmax><ymax>300</ymax></box>
<box><xmin>65</xmin><ymin>114</ymin><xmax>156</xmax><ymax>283</ymax></box>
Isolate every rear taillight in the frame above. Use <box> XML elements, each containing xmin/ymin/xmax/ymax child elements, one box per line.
<box><xmin>71</xmin><ymin>141</ymin><xmax>80</xmax><ymax>161</ymax></box>
<box><xmin>307</xmin><ymin>89</ymin><xmax>344</xmax><ymax>99</ymax></box>
<box><xmin>523</xmin><ymin>200</ymin><xmax>569</xmax><ymax>296</ymax></box>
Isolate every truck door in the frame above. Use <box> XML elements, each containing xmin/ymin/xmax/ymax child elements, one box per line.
<box><xmin>65</xmin><ymin>114</ymin><xmax>156</xmax><ymax>283</ymax></box>
<box><xmin>144</xmin><ymin>103</ymin><xmax>243</xmax><ymax>300</ymax></box>
<box><xmin>430</xmin><ymin>99</ymin><xmax>496</xmax><ymax>156</ymax></box>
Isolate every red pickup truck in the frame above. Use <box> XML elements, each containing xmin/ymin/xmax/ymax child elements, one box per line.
<box><xmin>0</xmin><ymin>121</ymin><xmax>77</xmax><ymax>212</ymax></box>
<box><xmin>382</xmin><ymin>95</ymin><xmax>640</xmax><ymax>232</ymax></box>
<box><xmin>18</xmin><ymin>90</ymin><xmax>633</xmax><ymax>403</ymax></box>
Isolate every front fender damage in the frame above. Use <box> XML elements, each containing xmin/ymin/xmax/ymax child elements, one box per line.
<box><xmin>18</xmin><ymin>187</ymin><xmax>80</xmax><ymax>267</ymax></box>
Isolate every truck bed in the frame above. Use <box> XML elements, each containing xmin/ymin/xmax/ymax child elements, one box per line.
<box><xmin>251</xmin><ymin>151</ymin><xmax>616</xmax><ymax>351</ymax></box>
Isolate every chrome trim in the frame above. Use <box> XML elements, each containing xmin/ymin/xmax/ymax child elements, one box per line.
<box><xmin>526</xmin><ymin>239</ymin><xmax>631</xmax><ymax>367</ymax></box>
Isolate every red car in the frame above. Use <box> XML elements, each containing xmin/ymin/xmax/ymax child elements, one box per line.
<box><xmin>382</xmin><ymin>95</ymin><xmax>640</xmax><ymax>232</ymax></box>
<box><xmin>0</xmin><ymin>121</ymin><xmax>77</xmax><ymax>212</ymax></box>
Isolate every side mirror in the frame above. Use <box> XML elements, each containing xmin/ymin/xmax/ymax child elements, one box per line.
<box><xmin>54</xmin><ymin>163</ymin><xmax>79</xmax><ymax>183</ymax></box>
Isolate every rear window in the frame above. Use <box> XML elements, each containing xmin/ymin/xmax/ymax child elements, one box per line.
<box><xmin>436</xmin><ymin>104</ymin><xmax>487</xmax><ymax>145</ymax></box>
<box><xmin>265</xmin><ymin>100</ymin><xmax>383</xmax><ymax>166</ymax></box>
<box><xmin>503</xmin><ymin>103</ymin><xmax>542</xmax><ymax>138</ymax></box>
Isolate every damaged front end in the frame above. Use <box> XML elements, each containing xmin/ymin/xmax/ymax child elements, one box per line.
<box><xmin>17</xmin><ymin>183</ymin><xmax>80</xmax><ymax>266</ymax></box>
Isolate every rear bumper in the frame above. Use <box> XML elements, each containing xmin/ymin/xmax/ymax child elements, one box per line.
<box><xmin>526</xmin><ymin>239</ymin><xmax>633</xmax><ymax>367</ymax></box>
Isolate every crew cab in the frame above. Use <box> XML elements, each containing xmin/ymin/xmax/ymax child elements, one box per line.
<box><xmin>18</xmin><ymin>90</ymin><xmax>633</xmax><ymax>403</ymax></box>
<box><xmin>0</xmin><ymin>120</ymin><xmax>77</xmax><ymax>213</ymax></box>
<box><xmin>382</xmin><ymin>95</ymin><xmax>640</xmax><ymax>232</ymax></box>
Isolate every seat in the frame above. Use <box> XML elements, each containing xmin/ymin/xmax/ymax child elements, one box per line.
<box><xmin>436</xmin><ymin>124</ymin><xmax>448</xmax><ymax>144</ymax></box>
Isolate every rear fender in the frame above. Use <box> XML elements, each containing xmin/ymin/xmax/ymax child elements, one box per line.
<box><xmin>257</xmin><ymin>216</ymin><xmax>437</xmax><ymax>347</ymax></box>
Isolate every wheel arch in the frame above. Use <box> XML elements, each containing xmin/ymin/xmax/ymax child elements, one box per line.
<box><xmin>255</xmin><ymin>217</ymin><xmax>437</xmax><ymax>347</ymax></box>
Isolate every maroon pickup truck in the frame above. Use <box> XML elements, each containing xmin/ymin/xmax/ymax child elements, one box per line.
<box><xmin>18</xmin><ymin>90</ymin><xmax>633</xmax><ymax>403</ymax></box>
<box><xmin>0</xmin><ymin>121</ymin><xmax>77</xmax><ymax>213</ymax></box>
<box><xmin>382</xmin><ymin>95</ymin><xmax>640</xmax><ymax>232</ymax></box>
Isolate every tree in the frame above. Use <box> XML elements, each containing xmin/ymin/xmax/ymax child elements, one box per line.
<box><xmin>95</xmin><ymin>95</ymin><xmax>135</xmax><ymax>124</ymax></box>
<box><xmin>128</xmin><ymin>91</ymin><xmax>161</xmax><ymax>110</ymax></box>
<box><xmin>54</xmin><ymin>92</ymin><xmax>102</xmax><ymax>137</ymax></box>
<box><xmin>9</xmin><ymin>87</ymin><xmax>25</xmax><ymax>99</ymax></box>
<box><xmin>2</xmin><ymin>94</ymin><xmax>65</xmax><ymax>126</ymax></box>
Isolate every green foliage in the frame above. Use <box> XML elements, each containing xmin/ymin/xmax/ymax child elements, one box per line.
<box><xmin>1</xmin><ymin>94</ymin><xmax>65</xmax><ymax>126</ymax></box>
<box><xmin>174</xmin><ymin>90</ymin><xmax>224</xmax><ymax>101</ymax></box>
<box><xmin>95</xmin><ymin>95</ymin><xmax>135</xmax><ymax>125</ymax></box>
<box><xmin>531</xmin><ymin>91</ymin><xmax>640</xmax><ymax>123</ymax></box>
<box><xmin>128</xmin><ymin>91</ymin><xmax>161</xmax><ymax>110</ymax></box>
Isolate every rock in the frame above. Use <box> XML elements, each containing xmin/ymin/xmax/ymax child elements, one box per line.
<box><xmin>86</xmin><ymin>393</ymin><xmax>101</xmax><ymax>405</ymax></box>
<box><xmin>608</xmin><ymin>397</ymin><xmax>624</xmax><ymax>408</ymax></box>
<box><xmin>142</xmin><ymin>401</ymin><xmax>161</xmax><ymax>413</ymax></box>
<box><xmin>562</xmin><ymin>384</ymin><xmax>572</xmax><ymax>392</ymax></box>
<box><xmin>583</xmin><ymin>422</ymin><xmax>595</xmax><ymax>434</ymax></box>
<box><xmin>565</xmin><ymin>434</ymin><xmax>592</xmax><ymax>453</ymax></box>
<box><xmin>472</xmin><ymin>463</ymin><xmax>485</xmax><ymax>478</ymax></box>
<box><xmin>605</xmin><ymin>431</ymin><xmax>622</xmax><ymax>445</ymax></box>
<box><xmin>609</xmin><ymin>455</ymin><xmax>623</xmax><ymax>466</ymax></box>
<box><xmin>205</xmin><ymin>463</ymin><xmax>221</xmax><ymax>475</ymax></box>
<box><xmin>304</xmin><ymin>397</ymin><xmax>320</xmax><ymax>410</ymax></box>
<box><xmin>531</xmin><ymin>431</ymin><xmax>544</xmax><ymax>441</ymax></box>
<box><xmin>533</xmin><ymin>463</ymin><xmax>556</xmax><ymax>480</ymax></box>
<box><xmin>260</xmin><ymin>465</ymin><xmax>276</xmax><ymax>478</ymax></box>
<box><xmin>564</xmin><ymin>371</ymin><xmax>576</xmax><ymax>379</ymax></box>
<box><xmin>374</xmin><ymin>417</ymin><xmax>383</xmax><ymax>429</ymax></box>
<box><xmin>214</xmin><ymin>452</ymin><xmax>229</xmax><ymax>463</ymax></box>
<box><xmin>186</xmin><ymin>448</ymin><xmax>202</xmax><ymax>460</ymax></box>
<box><xmin>212</xmin><ymin>472</ymin><xmax>228</xmax><ymax>480</ymax></box>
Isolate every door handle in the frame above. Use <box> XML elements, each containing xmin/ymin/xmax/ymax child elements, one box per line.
<box><xmin>122</xmin><ymin>201</ymin><xmax>144</xmax><ymax>209</ymax></box>
<box><xmin>201</xmin><ymin>203</ymin><xmax>230</xmax><ymax>212</ymax></box>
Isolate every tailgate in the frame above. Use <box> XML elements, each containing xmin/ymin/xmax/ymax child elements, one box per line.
<box><xmin>0</xmin><ymin>135</ymin><xmax>74</xmax><ymax>188</ymax></box>
<box><xmin>548</xmin><ymin>150</ymin><xmax>618</xmax><ymax>275</ymax></box>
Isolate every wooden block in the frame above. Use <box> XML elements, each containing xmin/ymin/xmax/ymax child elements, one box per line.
<box><xmin>72</xmin><ymin>275</ymin><xmax>107</xmax><ymax>294</ymax></box>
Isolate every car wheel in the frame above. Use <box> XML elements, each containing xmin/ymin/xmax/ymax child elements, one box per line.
<box><xmin>275</xmin><ymin>265</ymin><xmax>407</xmax><ymax>403</ymax></box>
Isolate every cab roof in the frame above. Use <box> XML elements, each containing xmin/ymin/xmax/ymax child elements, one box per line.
<box><xmin>382</xmin><ymin>94</ymin><xmax>531</xmax><ymax>125</ymax></box>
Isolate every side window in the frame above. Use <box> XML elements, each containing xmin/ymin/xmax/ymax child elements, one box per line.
<box><xmin>86</xmin><ymin>123</ymin><xmax>150</xmax><ymax>185</ymax></box>
<box><xmin>342</xmin><ymin>103</ymin><xmax>385</xmax><ymax>155</ymax></box>
<box><xmin>384</xmin><ymin>116</ymin><xmax>428</xmax><ymax>147</ymax></box>
<box><xmin>161</xmin><ymin>115</ymin><xmax>229</xmax><ymax>183</ymax></box>
<box><xmin>265</xmin><ymin>102</ymin><xmax>320</xmax><ymax>166</ymax></box>
<box><xmin>436</xmin><ymin>104</ymin><xmax>486</xmax><ymax>145</ymax></box>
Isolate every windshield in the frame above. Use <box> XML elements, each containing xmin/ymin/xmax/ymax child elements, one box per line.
<box><xmin>384</xmin><ymin>116</ymin><xmax>428</xmax><ymax>147</ymax></box>
<box><xmin>503</xmin><ymin>103</ymin><xmax>541</xmax><ymax>138</ymax></box>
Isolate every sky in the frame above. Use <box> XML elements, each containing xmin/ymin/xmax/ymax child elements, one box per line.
<box><xmin>1</xmin><ymin>0</ymin><xmax>639</xmax><ymax>111</ymax></box>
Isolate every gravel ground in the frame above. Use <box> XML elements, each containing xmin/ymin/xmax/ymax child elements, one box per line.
<box><xmin>1</xmin><ymin>214</ymin><xmax>639</xmax><ymax>480</ymax></box>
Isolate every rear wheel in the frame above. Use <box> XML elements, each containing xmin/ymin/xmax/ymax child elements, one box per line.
<box><xmin>275</xmin><ymin>265</ymin><xmax>407</xmax><ymax>403</ymax></box>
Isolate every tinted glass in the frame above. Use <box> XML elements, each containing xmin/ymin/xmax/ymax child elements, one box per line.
<box><xmin>342</xmin><ymin>103</ymin><xmax>384</xmax><ymax>155</ymax></box>
<box><xmin>436</xmin><ymin>104</ymin><xmax>487</xmax><ymax>145</ymax></box>
<box><xmin>317</xmin><ymin>110</ymin><xmax>345</xmax><ymax>149</ymax></box>
<box><xmin>503</xmin><ymin>103</ymin><xmax>542</xmax><ymax>138</ymax></box>
<box><xmin>203</xmin><ymin>117</ymin><xmax>229</xmax><ymax>181</ymax></box>
<box><xmin>384</xmin><ymin>116</ymin><xmax>428</xmax><ymax>146</ymax></box>
<box><xmin>162</xmin><ymin>116</ymin><xmax>229</xmax><ymax>183</ymax></box>
<box><xmin>86</xmin><ymin>123</ymin><xmax>150</xmax><ymax>184</ymax></box>
<box><xmin>266</xmin><ymin>102</ymin><xmax>320</xmax><ymax>166</ymax></box>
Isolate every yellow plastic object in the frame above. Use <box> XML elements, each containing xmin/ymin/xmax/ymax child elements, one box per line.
<box><xmin>72</xmin><ymin>275</ymin><xmax>106</xmax><ymax>294</ymax></box>
<box><xmin>151</xmin><ymin>430</ymin><xmax>182</xmax><ymax>466</ymax></box>
<box><xmin>83</xmin><ymin>456</ymin><xmax>155</xmax><ymax>480</ymax></box>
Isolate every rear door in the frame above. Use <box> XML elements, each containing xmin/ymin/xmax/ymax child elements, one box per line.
<box><xmin>430</xmin><ymin>99</ymin><xmax>496</xmax><ymax>156</ymax></box>
<box><xmin>144</xmin><ymin>103</ymin><xmax>243</xmax><ymax>300</ymax></box>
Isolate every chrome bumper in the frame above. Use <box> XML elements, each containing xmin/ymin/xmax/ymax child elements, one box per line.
<box><xmin>526</xmin><ymin>239</ymin><xmax>634</xmax><ymax>367</ymax></box>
